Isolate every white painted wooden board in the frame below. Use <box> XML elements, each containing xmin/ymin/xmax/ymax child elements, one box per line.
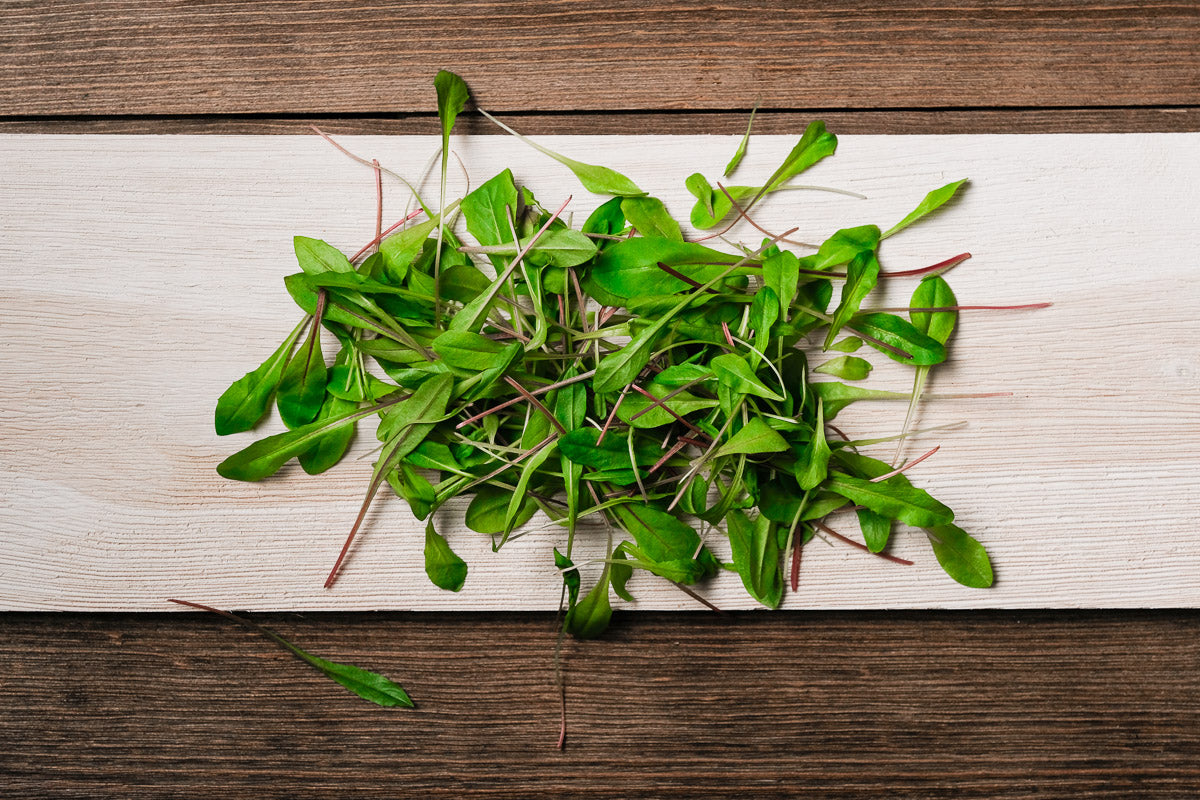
<box><xmin>1</xmin><ymin>132</ymin><xmax>1198</xmax><ymax>611</ymax></box>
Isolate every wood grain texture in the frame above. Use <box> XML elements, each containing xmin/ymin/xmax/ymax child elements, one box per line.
<box><xmin>3</xmin><ymin>132</ymin><xmax>1200</xmax><ymax>611</ymax></box>
<box><xmin>2</xmin><ymin>1</ymin><xmax>1198</xmax><ymax>115</ymax></box>
<box><xmin>2</xmin><ymin>610</ymin><xmax>1198</xmax><ymax>798</ymax></box>
<box><xmin>3</xmin><ymin>108</ymin><xmax>1200</xmax><ymax>136</ymax></box>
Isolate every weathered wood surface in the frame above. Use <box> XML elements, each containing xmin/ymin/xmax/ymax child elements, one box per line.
<box><xmin>2</xmin><ymin>610</ymin><xmax>1199</xmax><ymax>798</ymax></box>
<box><xmin>3</xmin><ymin>132</ymin><xmax>1198</xmax><ymax>611</ymax></box>
<box><xmin>2</xmin><ymin>1</ymin><xmax>1198</xmax><ymax>115</ymax></box>
<box><xmin>3</xmin><ymin>0</ymin><xmax>1200</xmax><ymax>795</ymax></box>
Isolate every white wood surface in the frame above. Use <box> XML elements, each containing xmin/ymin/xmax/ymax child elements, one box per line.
<box><xmin>1</xmin><ymin>132</ymin><xmax>1198</xmax><ymax>611</ymax></box>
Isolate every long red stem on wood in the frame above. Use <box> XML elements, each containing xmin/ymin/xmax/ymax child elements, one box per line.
<box><xmin>812</xmin><ymin>521</ymin><xmax>914</xmax><ymax>566</ymax></box>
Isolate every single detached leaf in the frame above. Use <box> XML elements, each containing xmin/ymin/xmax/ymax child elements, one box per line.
<box><xmin>724</xmin><ymin>103</ymin><xmax>757</xmax><ymax>177</ymax></box>
<box><xmin>826</xmin><ymin>473</ymin><xmax>954</xmax><ymax>528</ymax></box>
<box><xmin>763</xmin><ymin>120</ymin><xmax>838</xmax><ymax>193</ymax></box>
<box><xmin>424</xmin><ymin>519</ymin><xmax>468</xmax><ymax>591</ymax></box>
<box><xmin>883</xmin><ymin>179</ymin><xmax>968</xmax><ymax>239</ymax></box>
<box><xmin>214</xmin><ymin>318</ymin><xmax>306</xmax><ymax>435</ymax></box>
<box><xmin>169</xmin><ymin>600</ymin><xmax>412</xmax><ymax>708</ymax></box>
<box><xmin>479</xmin><ymin>108</ymin><xmax>644</xmax><ymax>196</ymax></box>
<box><xmin>827</xmin><ymin>337</ymin><xmax>863</xmax><ymax>353</ymax></box>
<box><xmin>813</xmin><ymin>355</ymin><xmax>872</xmax><ymax>381</ymax></box>
<box><xmin>926</xmin><ymin>524</ymin><xmax>993</xmax><ymax>587</ymax></box>
<box><xmin>713</xmin><ymin>417</ymin><xmax>789</xmax><ymax>459</ymax></box>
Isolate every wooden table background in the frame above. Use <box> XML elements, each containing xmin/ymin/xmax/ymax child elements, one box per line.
<box><xmin>2</xmin><ymin>2</ymin><xmax>1198</xmax><ymax>797</ymax></box>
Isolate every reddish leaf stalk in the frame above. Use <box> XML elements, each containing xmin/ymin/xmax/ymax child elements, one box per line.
<box><xmin>812</xmin><ymin>521</ymin><xmax>914</xmax><ymax>566</ymax></box>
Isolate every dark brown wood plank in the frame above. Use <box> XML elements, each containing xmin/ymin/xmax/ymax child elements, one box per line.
<box><xmin>2</xmin><ymin>107</ymin><xmax>1199</xmax><ymax>135</ymax></box>
<box><xmin>1</xmin><ymin>611</ymin><xmax>1197</xmax><ymax>798</ymax></box>
<box><xmin>2</xmin><ymin>1</ymin><xmax>1197</xmax><ymax>116</ymax></box>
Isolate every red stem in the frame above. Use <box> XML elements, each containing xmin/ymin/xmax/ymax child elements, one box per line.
<box><xmin>812</xmin><ymin>521</ymin><xmax>914</xmax><ymax>566</ymax></box>
<box><xmin>881</xmin><ymin>252</ymin><xmax>971</xmax><ymax>278</ymax></box>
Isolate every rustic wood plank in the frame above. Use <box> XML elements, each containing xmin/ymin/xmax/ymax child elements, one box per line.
<box><xmin>2</xmin><ymin>1</ymin><xmax>1197</xmax><ymax>116</ymax></box>
<box><xmin>3</xmin><ymin>131</ymin><xmax>1199</xmax><ymax>611</ymax></box>
<box><xmin>1</xmin><ymin>610</ymin><xmax>1197</xmax><ymax>798</ymax></box>
<box><xmin>2</xmin><ymin>108</ymin><xmax>1199</xmax><ymax>136</ymax></box>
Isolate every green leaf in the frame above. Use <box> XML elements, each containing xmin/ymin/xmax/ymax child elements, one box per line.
<box><xmin>479</xmin><ymin>109</ymin><xmax>644</xmax><ymax>197</ymax></box>
<box><xmin>564</xmin><ymin>566</ymin><xmax>612</xmax><ymax>639</ymax></box>
<box><xmin>763</xmin><ymin>120</ymin><xmax>839</xmax><ymax>193</ymax></box>
<box><xmin>298</xmin><ymin>394</ymin><xmax>357</xmax><ymax>475</ymax></box>
<box><xmin>726</xmin><ymin>509</ymin><xmax>783</xmax><ymax>608</ymax></box>
<box><xmin>434</xmin><ymin>69</ymin><xmax>470</xmax><ymax>142</ymax></box>
<box><xmin>827</xmin><ymin>337</ymin><xmax>862</xmax><ymax>353</ymax></box>
<box><xmin>713</xmin><ymin>417</ymin><xmax>789</xmax><ymax>459</ymax></box>
<box><xmin>826</xmin><ymin>473</ymin><xmax>954</xmax><ymax>528</ymax></box>
<box><xmin>802</xmin><ymin>225</ymin><xmax>881</xmax><ymax>271</ymax></box>
<box><xmin>294</xmin><ymin>236</ymin><xmax>353</xmax><ymax>275</ymax></box>
<box><xmin>214</xmin><ymin>318</ymin><xmax>306</xmax><ymax>435</ymax></box>
<box><xmin>465</xmin><ymin>485</ymin><xmax>537</xmax><ymax>535</ymax></box>
<box><xmin>468</xmin><ymin>227</ymin><xmax>598</xmax><ymax>268</ymax></box>
<box><xmin>424</xmin><ymin>519</ymin><xmax>468</xmax><ymax>591</ymax></box>
<box><xmin>589</xmin><ymin>237</ymin><xmax>742</xmax><ymax>301</ymax></box>
<box><xmin>813</xmin><ymin>355</ymin><xmax>872</xmax><ymax>381</ymax></box>
<box><xmin>749</xmin><ymin>286</ymin><xmax>780</xmax><ymax>367</ymax></box>
<box><xmin>810</xmin><ymin>381</ymin><xmax>910</xmax><ymax>418</ymax></box>
<box><xmin>459</xmin><ymin>168</ymin><xmax>518</xmax><ymax>269</ymax></box>
<box><xmin>724</xmin><ymin>103</ymin><xmax>757</xmax><ymax>177</ymax></box>
<box><xmin>612</xmin><ymin>502</ymin><xmax>706</xmax><ymax>569</ymax></box>
<box><xmin>762</xmin><ymin>249</ymin><xmax>800</xmax><ymax>321</ymax></box>
<box><xmin>582</xmin><ymin>196</ymin><xmax>627</xmax><ymax>236</ymax></box>
<box><xmin>684</xmin><ymin>172</ymin><xmax>715</xmax><ymax>218</ymax></box>
<box><xmin>711</xmin><ymin>353</ymin><xmax>784</xmax><ymax>401</ymax></box>
<box><xmin>620</xmin><ymin>196</ymin><xmax>683</xmax><ymax>241</ymax></box>
<box><xmin>857</xmin><ymin>508</ymin><xmax>892</xmax><ymax>553</ymax></box>
<box><xmin>276</xmin><ymin>316</ymin><xmax>328</xmax><ymax>428</ymax></box>
<box><xmin>824</xmin><ymin>249</ymin><xmax>880</xmax><ymax>349</ymax></box>
<box><xmin>387</xmin><ymin>463</ymin><xmax>435</xmax><ymax>519</ymax></box>
<box><xmin>883</xmin><ymin>179</ymin><xmax>968</xmax><ymax>239</ymax></box>
<box><xmin>376</xmin><ymin>373</ymin><xmax>454</xmax><ymax>442</ymax></box>
<box><xmin>926</xmin><ymin>524</ymin><xmax>993</xmax><ymax>587</ymax></box>
<box><xmin>592</xmin><ymin>322</ymin><xmax>664</xmax><ymax>394</ymax></box>
<box><xmin>218</xmin><ymin>401</ymin><xmax>379</xmax><ymax>481</ymax></box>
<box><xmin>169</xmin><ymin>601</ymin><xmax>414</xmax><ymax>707</ymax></box>
<box><xmin>378</xmin><ymin>215</ymin><xmax>441</xmax><ymax>282</ymax></box>
<box><xmin>848</xmin><ymin>313</ymin><xmax>947</xmax><ymax>366</ymax></box>
<box><xmin>554</xmin><ymin>548</ymin><xmax>581</xmax><ymax>607</ymax></box>
<box><xmin>610</xmin><ymin>543</ymin><xmax>635</xmax><ymax>602</ymax></box>
<box><xmin>431</xmin><ymin>330</ymin><xmax>507</xmax><ymax>371</ymax></box>
<box><xmin>616</xmin><ymin>383</ymin><xmax>718</xmax><ymax>429</ymax></box>
<box><xmin>795</xmin><ymin>397</ymin><xmax>831</xmax><ymax>490</ymax></box>
<box><xmin>911</xmin><ymin>276</ymin><xmax>958</xmax><ymax>345</ymax></box>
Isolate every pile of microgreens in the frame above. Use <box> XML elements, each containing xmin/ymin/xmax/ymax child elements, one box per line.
<box><xmin>191</xmin><ymin>71</ymin><xmax>1046</xmax><ymax>717</ymax></box>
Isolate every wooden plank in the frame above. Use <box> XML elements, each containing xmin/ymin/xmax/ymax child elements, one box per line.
<box><xmin>2</xmin><ymin>610</ymin><xmax>1198</xmax><ymax>798</ymax></box>
<box><xmin>2</xmin><ymin>107</ymin><xmax>1200</xmax><ymax>136</ymax></box>
<box><xmin>2</xmin><ymin>132</ymin><xmax>1199</xmax><ymax>611</ymax></box>
<box><xmin>2</xmin><ymin>1</ymin><xmax>1197</xmax><ymax>115</ymax></box>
